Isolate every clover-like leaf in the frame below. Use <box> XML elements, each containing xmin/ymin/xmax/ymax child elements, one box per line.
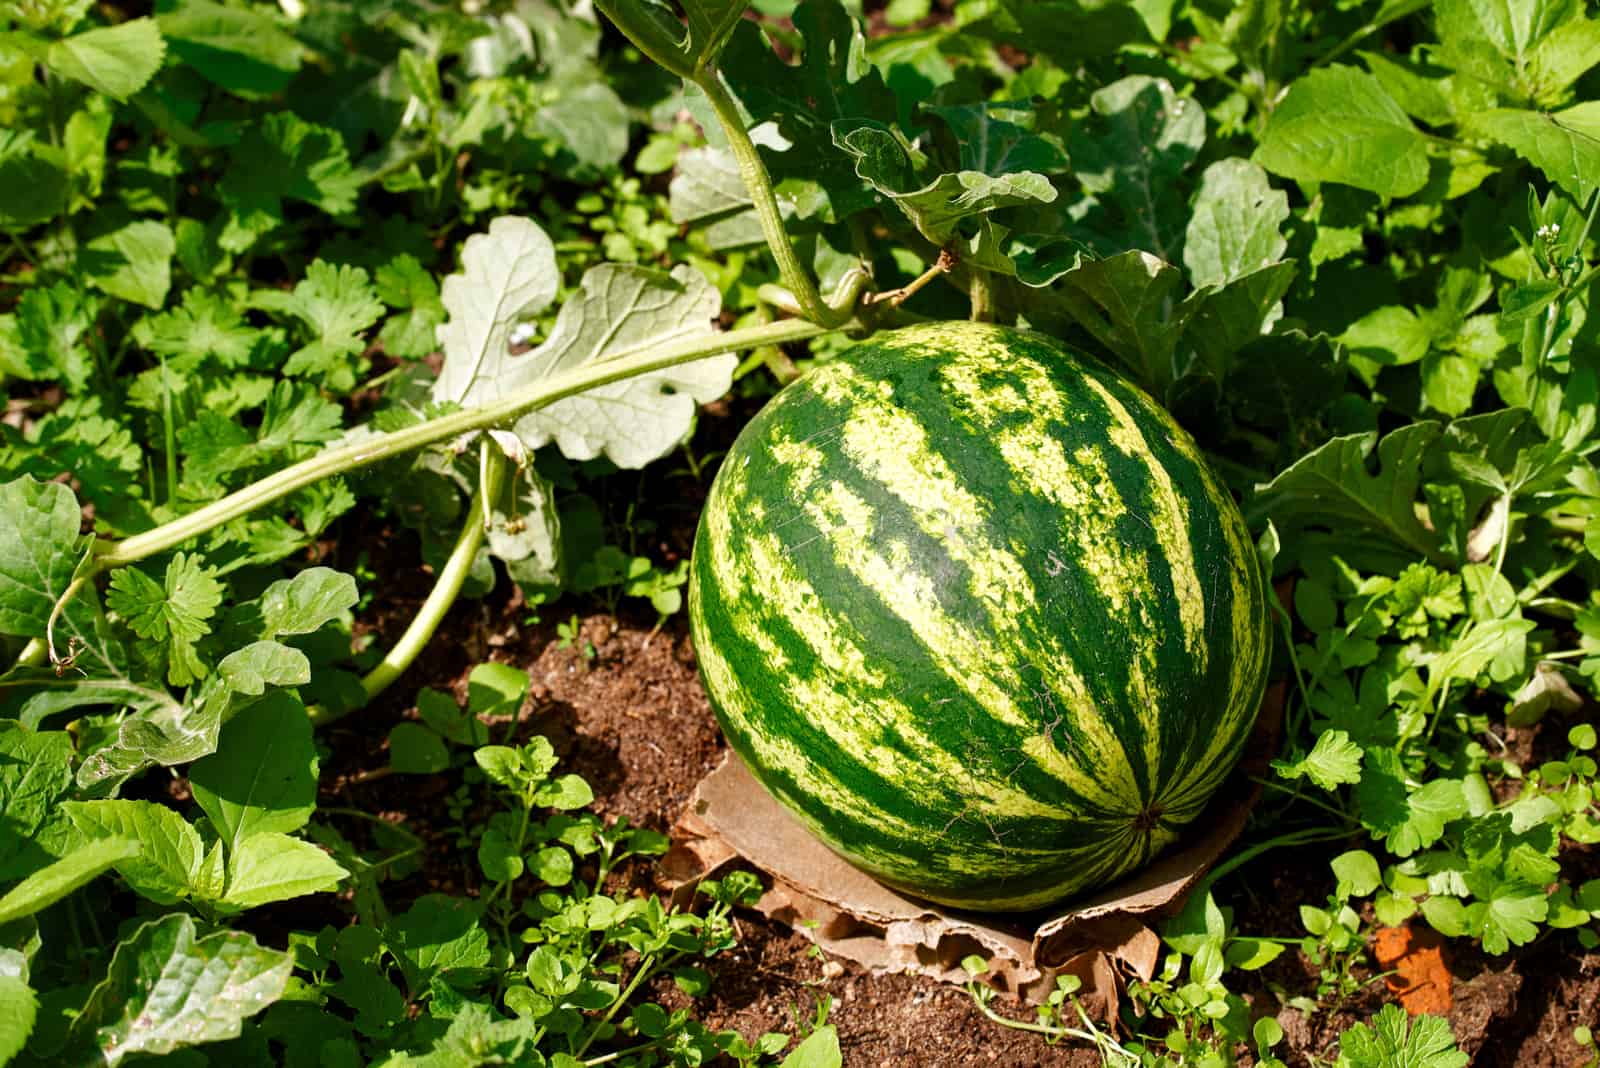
<box><xmin>275</xmin><ymin>261</ymin><xmax>385</xmax><ymax>383</ymax></box>
<box><xmin>106</xmin><ymin>551</ymin><xmax>223</xmax><ymax>686</ymax></box>
<box><xmin>1462</xmin><ymin>878</ymin><xmax>1547</xmax><ymax>954</ymax></box>
<box><xmin>217</xmin><ymin>113</ymin><xmax>361</xmax><ymax>253</ymax></box>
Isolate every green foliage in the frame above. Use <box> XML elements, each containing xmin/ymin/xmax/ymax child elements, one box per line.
<box><xmin>2</xmin><ymin>0</ymin><xmax>1598</xmax><ymax>1060</ymax></box>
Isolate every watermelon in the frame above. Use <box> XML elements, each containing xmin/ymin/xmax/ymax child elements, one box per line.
<box><xmin>688</xmin><ymin>322</ymin><xmax>1270</xmax><ymax>911</ymax></box>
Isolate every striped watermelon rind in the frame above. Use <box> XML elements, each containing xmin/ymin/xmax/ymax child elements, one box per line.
<box><xmin>688</xmin><ymin>322</ymin><xmax>1270</xmax><ymax>912</ymax></box>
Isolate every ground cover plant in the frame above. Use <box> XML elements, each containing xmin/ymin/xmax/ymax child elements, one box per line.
<box><xmin>1</xmin><ymin>0</ymin><xmax>1598</xmax><ymax>1064</ymax></box>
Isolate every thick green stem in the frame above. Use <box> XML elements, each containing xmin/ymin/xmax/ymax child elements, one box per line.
<box><xmin>594</xmin><ymin>2</ymin><xmax>859</xmax><ymax>324</ymax></box>
<box><xmin>693</xmin><ymin>72</ymin><xmax>850</xmax><ymax>327</ymax></box>
<box><xmin>308</xmin><ymin>445</ymin><xmax>509</xmax><ymax>726</ymax></box>
<box><xmin>90</xmin><ymin>317</ymin><xmax>839</xmax><ymax>574</ymax></box>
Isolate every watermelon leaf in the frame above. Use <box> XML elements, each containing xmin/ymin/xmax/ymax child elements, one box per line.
<box><xmin>1069</xmin><ymin>75</ymin><xmax>1205</xmax><ymax>261</ymax></box>
<box><xmin>431</xmin><ymin>216</ymin><xmax>560</xmax><ymax>410</ymax></box>
<box><xmin>508</xmin><ymin>264</ymin><xmax>730</xmax><ymax>469</ymax></box>
<box><xmin>1183</xmin><ymin>158</ymin><xmax>1291</xmax><ymax>290</ymax></box>
<box><xmin>718</xmin><ymin>0</ymin><xmax>899</xmax><ymax>216</ymax></box>
<box><xmin>1253</xmin><ymin>422</ymin><xmax>1448</xmax><ymax>568</ymax></box>
<box><xmin>1045</xmin><ymin>250</ymin><xmax>1195</xmax><ymax>395</ymax></box>
<box><xmin>431</xmin><ymin>217</ymin><xmax>731</xmax><ymax>469</ymax></box>
<box><xmin>832</xmin><ymin>119</ymin><xmax>1060</xmax><ymax>245</ymax></box>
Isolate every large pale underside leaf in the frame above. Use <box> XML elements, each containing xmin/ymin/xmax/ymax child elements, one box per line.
<box><xmin>431</xmin><ymin>215</ymin><xmax>559</xmax><ymax>408</ymax></box>
<box><xmin>430</xmin><ymin>218</ymin><xmax>730</xmax><ymax>469</ymax></box>
<box><xmin>508</xmin><ymin>264</ymin><xmax>730</xmax><ymax>469</ymax></box>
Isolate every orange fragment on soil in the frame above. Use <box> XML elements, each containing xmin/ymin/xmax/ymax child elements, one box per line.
<box><xmin>1373</xmin><ymin>924</ymin><xmax>1452</xmax><ymax>1016</ymax></box>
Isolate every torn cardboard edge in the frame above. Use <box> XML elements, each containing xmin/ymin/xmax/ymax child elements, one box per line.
<box><xmin>659</xmin><ymin>683</ymin><xmax>1286</xmax><ymax>1011</ymax></box>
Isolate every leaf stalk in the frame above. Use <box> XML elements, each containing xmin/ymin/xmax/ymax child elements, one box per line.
<box><xmin>692</xmin><ymin>71</ymin><xmax>856</xmax><ymax>327</ymax></box>
<box><xmin>309</xmin><ymin>444</ymin><xmax>510</xmax><ymax>725</ymax></box>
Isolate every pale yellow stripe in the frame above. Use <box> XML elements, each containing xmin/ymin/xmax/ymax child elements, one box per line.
<box><xmin>1134</xmin><ymin>390</ymin><xmax>1270</xmax><ymax>727</ymax></box>
<box><xmin>1074</xmin><ymin>375</ymin><xmax>1269</xmax><ymax>810</ymax></box>
<box><xmin>739</xmin><ymin>520</ymin><xmax>1079</xmax><ymax>825</ymax></box>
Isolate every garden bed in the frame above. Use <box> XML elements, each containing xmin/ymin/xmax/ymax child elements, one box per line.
<box><xmin>4</xmin><ymin>0</ymin><xmax>1600</xmax><ymax>1065</ymax></box>
<box><xmin>303</xmin><ymin>411</ymin><xmax>1600</xmax><ymax>1065</ymax></box>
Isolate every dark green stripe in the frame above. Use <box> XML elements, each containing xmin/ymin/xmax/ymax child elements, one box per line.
<box><xmin>1078</xmin><ymin>363</ymin><xmax>1252</xmax><ymax>793</ymax></box>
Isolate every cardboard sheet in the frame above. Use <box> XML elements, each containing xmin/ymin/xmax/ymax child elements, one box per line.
<box><xmin>661</xmin><ymin>683</ymin><xmax>1284</xmax><ymax>1009</ymax></box>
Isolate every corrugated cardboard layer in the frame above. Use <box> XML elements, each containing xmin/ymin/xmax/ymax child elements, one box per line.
<box><xmin>660</xmin><ymin>683</ymin><xmax>1283</xmax><ymax>1008</ymax></box>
